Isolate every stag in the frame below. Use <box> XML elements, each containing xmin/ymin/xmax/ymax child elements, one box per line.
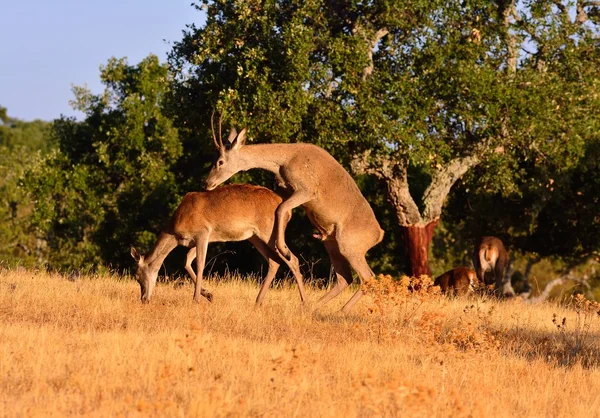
<box><xmin>204</xmin><ymin>119</ymin><xmax>383</xmax><ymax>312</ymax></box>
<box><xmin>130</xmin><ymin>184</ymin><xmax>307</xmax><ymax>304</ymax></box>
<box><xmin>434</xmin><ymin>266</ymin><xmax>478</xmax><ymax>296</ymax></box>
<box><xmin>472</xmin><ymin>236</ymin><xmax>515</xmax><ymax>297</ymax></box>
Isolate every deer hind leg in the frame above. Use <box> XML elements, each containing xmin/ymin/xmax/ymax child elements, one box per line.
<box><xmin>250</xmin><ymin>236</ymin><xmax>306</xmax><ymax>305</ymax></box>
<box><xmin>250</xmin><ymin>237</ymin><xmax>282</xmax><ymax>305</ymax></box>
<box><xmin>192</xmin><ymin>235</ymin><xmax>213</xmax><ymax>303</ymax></box>
<box><xmin>495</xmin><ymin>260</ymin><xmax>515</xmax><ymax>298</ymax></box>
<box><xmin>340</xmin><ymin>253</ymin><xmax>375</xmax><ymax>313</ymax></box>
<box><xmin>314</xmin><ymin>240</ymin><xmax>353</xmax><ymax>310</ymax></box>
<box><xmin>274</xmin><ymin>190</ymin><xmax>312</xmax><ymax>258</ymax></box>
<box><xmin>184</xmin><ymin>247</ymin><xmax>213</xmax><ymax>302</ymax></box>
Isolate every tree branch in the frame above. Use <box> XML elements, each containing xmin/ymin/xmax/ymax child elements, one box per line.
<box><xmin>500</xmin><ymin>0</ymin><xmax>519</xmax><ymax>73</ymax></box>
<box><xmin>362</xmin><ymin>28</ymin><xmax>388</xmax><ymax>80</ymax></box>
<box><xmin>528</xmin><ymin>262</ymin><xmax>596</xmax><ymax>303</ymax></box>
<box><xmin>420</xmin><ymin>139</ymin><xmax>496</xmax><ymax>222</ymax></box>
<box><xmin>352</xmin><ymin>23</ymin><xmax>388</xmax><ymax>81</ymax></box>
<box><xmin>351</xmin><ymin>151</ymin><xmax>422</xmax><ymax>225</ymax></box>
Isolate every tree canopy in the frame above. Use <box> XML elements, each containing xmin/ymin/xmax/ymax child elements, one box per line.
<box><xmin>0</xmin><ymin>108</ymin><xmax>52</xmax><ymax>266</ymax></box>
<box><xmin>22</xmin><ymin>55</ymin><xmax>182</xmax><ymax>270</ymax></box>
<box><xmin>9</xmin><ymin>0</ymin><xmax>600</xmax><ymax>293</ymax></box>
<box><xmin>169</xmin><ymin>0</ymin><xmax>600</xmax><ymax>275</ymax></box>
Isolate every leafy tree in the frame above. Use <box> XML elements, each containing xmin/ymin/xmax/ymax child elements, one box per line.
<box><xmin>23</xmin><ymin>55</ymin><xmax>182</xmax><ymax>270</ymax></box>
<box><xmin>169</xmin><ymin>0</ymin><xmax>599</xmax><ymax>277</ymax></box>
<box><xmin>444</xmin><ymin>137</ymin><xmax>600</xmax><ymax>268</ymax></box>
<box><xmin>0</xmin><ymin>107</ymin><xmax>51</xmax><ymax>266</ymax></box>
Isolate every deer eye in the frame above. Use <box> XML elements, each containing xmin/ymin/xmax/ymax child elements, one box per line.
<box><xmin>217</xmin><ymin>160</ymin><xmax>224</xmax><ymax>167</ymax></box>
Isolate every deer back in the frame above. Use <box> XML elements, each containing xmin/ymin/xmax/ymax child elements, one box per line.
<box><xmin>168</xmin><ymin>184</ymin><xmax>282</xmax><ymax>242</ymax></box>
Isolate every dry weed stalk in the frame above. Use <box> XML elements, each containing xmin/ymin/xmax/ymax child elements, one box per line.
<box><xmin>551</xmin><ymin>294</ymin><xmax>600</xmax><ymax>367</ymax></box>
<box><xmin>441</xmin><ymin>305</ymin><xmax>502</xmax><ymax>352</ymax></box>
<box><xmin>361</xmin><ymin>274</ymin><xmax>441</xmax><ymax>343</ymax></box>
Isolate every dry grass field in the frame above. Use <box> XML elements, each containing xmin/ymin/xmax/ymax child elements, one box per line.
<box><xmin>1</xmin><ymin>269</ymin><xmax>600</xmax><ymax>417</ymax></box>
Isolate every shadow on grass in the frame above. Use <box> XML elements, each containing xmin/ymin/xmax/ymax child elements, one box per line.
<box><xmin>500</xmin><ymin>326</ymin><xmax>600</xmax><ymax>369</ymax></box>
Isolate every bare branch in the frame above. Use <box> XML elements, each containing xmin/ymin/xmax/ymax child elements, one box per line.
<box><xmin>528</xmin><ymin>266</ymin><xmax>594</xmax><ymax>303</ymax></box>
<box><xmin>351</xmin><ymin>151</ymin><xmax>422</xmax><ymax>225</ymax></box>
<box><xmin>421</xmin><ymin>137</ymin><xmax>501</xmax><ymax>223</ymax></box>
<box><xmin>362</xmin><ymin>28</ymin><xmax>389</xmax><ymax>80</ymax></box>
<box><xmin>501</xmin><ymin>0</ymin><xmax>518</xmax><ymax>73</ymax></box>
<box><xmin>350</xmin><ymin>149</ymin><xmax>388</xmax><ymax>178</ymax></box>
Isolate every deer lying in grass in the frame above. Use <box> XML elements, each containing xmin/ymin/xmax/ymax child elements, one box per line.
<box><xmin>473</xmin><ymin>236</ymin><xmax>515</xmax><ymax>297</ymax></box>
<box><xmin>204</xmin><ymin>122</ymin><xmax>383</xmax><ymax>313</ymax></box>
<box><xmin>130</xmin><ymin>184</ymin><xmax>307</xmax><ymax>304</ymax></box>
<box><xmin>434</xmin><ymin>266</ymin><xmax>478</xmax><ymax>296</ymax></box>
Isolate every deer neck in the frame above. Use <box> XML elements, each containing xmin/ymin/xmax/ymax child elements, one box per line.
<box><xmin>239</xmin><ymin>144</ymin><xmax>288</xmax><ymax>175</ymax></box>
<box><xmin>144</xmin><ymin>232</ymin><xmax>177</xmax><ymax>272</ymax></box>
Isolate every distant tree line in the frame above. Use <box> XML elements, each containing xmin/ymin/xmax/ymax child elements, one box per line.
<box><xmin>3</xmin><ymin>1</ymin><xmax>599</xmax><ymax>295</ymax></box>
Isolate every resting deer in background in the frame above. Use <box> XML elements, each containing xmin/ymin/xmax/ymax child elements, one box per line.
<box><xmin>204</xmin><ymin>119</ymin><xmax>384</xmax><ymax>313</ymax></box>
<box><xmin>472</xmin><ymin>236</ymin><xmax>515</xmax><ymax>297</ymax></box>
<box><xmin>434</xmin><ymin>266</ymin><xmax>478</xmax><ymax>296</ymax></box>
<box><xmin>130</xmin><ymin>184</ymin><xmax>307</xmax><ymax>304</ymax></box>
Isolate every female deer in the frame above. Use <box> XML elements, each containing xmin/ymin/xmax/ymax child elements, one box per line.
<box><xmin>130</xmin><ymin>184</ymin><xmax>306</xmax><ymax>304</ymax></box>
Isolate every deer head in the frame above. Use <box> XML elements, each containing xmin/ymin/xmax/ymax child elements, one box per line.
<box><xmin>205</xmin><ymin>112</ymin><xmax>247</xmax><ymax>190</ymax></box>
<box><xmin>130</xmin><ymin>246</ymin><xmax>157</xmax><ymax>303</ymax></box>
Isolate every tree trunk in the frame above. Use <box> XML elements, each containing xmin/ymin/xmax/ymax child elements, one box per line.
<box><xmin>400</xmin><ymin>220</ymin><xmax>439</xmax><ymax>277</ymax></box>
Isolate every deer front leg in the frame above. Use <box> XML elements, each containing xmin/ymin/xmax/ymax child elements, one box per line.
<box><xmin>193</xmin><ymin>235</ymin><xmax>212</xmax><ymax>303</ymax></box>
<box><xmin>274</xmin><ymin>190</ymin><xmax>312</xmax><ymax>259</ymax></box>
<box><xmin>185</xmin><ymin>247</ymin><xmax>213</xmax><ymax>302</ymax></box>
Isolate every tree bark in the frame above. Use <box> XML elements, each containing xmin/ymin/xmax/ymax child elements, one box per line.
<box><xmin>352</xmin><ymin>151</ymin><xmax>482</xmax><ymax>277</ymax></box>
<box><xmin>400</xmin><ymin>220</ymin><xmax>439</xmax><ymax>277</ymax></box>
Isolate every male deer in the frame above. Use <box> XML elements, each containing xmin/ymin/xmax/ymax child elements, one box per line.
<box><xmin>130</xmin><ymin>184</ymin><xmax>307</xmax><ymax>304</ymax></box>
<box><xmin>472</xmin><ymin>236</ymin><xmax>515</xmax><ymax>297</ymax></box>
<box><xmin>204</xmin><ymin>122</ymin><xmax>384</xmax><ymax>313</ymax></box>
<box><xmin>434</xmin><ymin>266</ymin><xmax>478</xmax><ymax>296</ymax></box>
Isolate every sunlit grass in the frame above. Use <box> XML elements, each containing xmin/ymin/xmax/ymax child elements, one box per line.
<box><xmin>1</xmin><ymin>269</ymin><xmax>600</xmax><ymax>417</ymax></box>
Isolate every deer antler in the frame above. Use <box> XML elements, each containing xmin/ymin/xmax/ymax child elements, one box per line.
<box><xmin>210</xmin><ymin>110</ymin><xmax>225</xmax><ymax>150</ymax></box>
<box><xmin>218</xmin><ymin>112</ymin><xmax>223</xmax><ymax>149</ymax></box>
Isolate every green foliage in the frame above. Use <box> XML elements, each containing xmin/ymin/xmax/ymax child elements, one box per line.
<box><xmin>22</xmin><ymin>55</ymin><xmax>183</xmax><ymax>270</ymax></box>
<box><xmin>171</xmin><ymin>1</ymin><xmax>593</xmax><ymax>182</ymax></box>
<box><xmin>0</xmin><ymin>108</ymin><xmax>51</xmax><ymax>266</ymax></box>
<box><xmin>169</xmin><ymin>0</ymin><xmax>599</xmax><ymax>276</ymax></box>
<box><xmin>445</xmin><ymin>138</ymin><xmax>600</xmax><ymax>265</ymax></box>
<box><xmin>16</xmin><ymin>0</ymin><xmax>600</xmax><ymax>282</ymax></box>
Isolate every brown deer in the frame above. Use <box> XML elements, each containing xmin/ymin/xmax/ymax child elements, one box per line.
<box><xmin>204</xmin><ymin>123</ymin><xmax>384</xmax><ymax>313</ymax></box>
<box><xmin>130</xmin><ymin>184</ymin><xmax>307</xmax><ymax>304</ymax></box>
<box><xmin>472</xmin><ymin>236</ymin><xmax>515</xmax><ymax>297</ymax></box>
<box><xmin>434</xmin><ymin>266</ymin><xmax>478</xmax><ymax>296</ymax></box>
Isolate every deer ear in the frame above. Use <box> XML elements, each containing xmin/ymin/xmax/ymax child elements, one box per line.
<box><xmin>231</xmin><ymin>128</ymin><xmax>247</xmax><ymax>150</ymax></box>
<box><xmin>226</xmin><ymin>128</ymin><xmax>238</xmax><ymax>144</ymax></box>
<box><xmin>130</xmin><ymin>246</ymin><xmax>142</xmax><ymax>263</ymax></box>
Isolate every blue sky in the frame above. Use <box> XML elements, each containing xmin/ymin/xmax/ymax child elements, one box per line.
<box><xmin>0</xmin><ymin>1</ymin><xmax>204</xmax><ymax>121</ymax></box>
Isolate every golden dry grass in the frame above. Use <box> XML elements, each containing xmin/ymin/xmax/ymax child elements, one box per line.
<box><xmin>1</xmin><ymin>269</ymin><xmax>600</xmax><ymax>417</ymax></box>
